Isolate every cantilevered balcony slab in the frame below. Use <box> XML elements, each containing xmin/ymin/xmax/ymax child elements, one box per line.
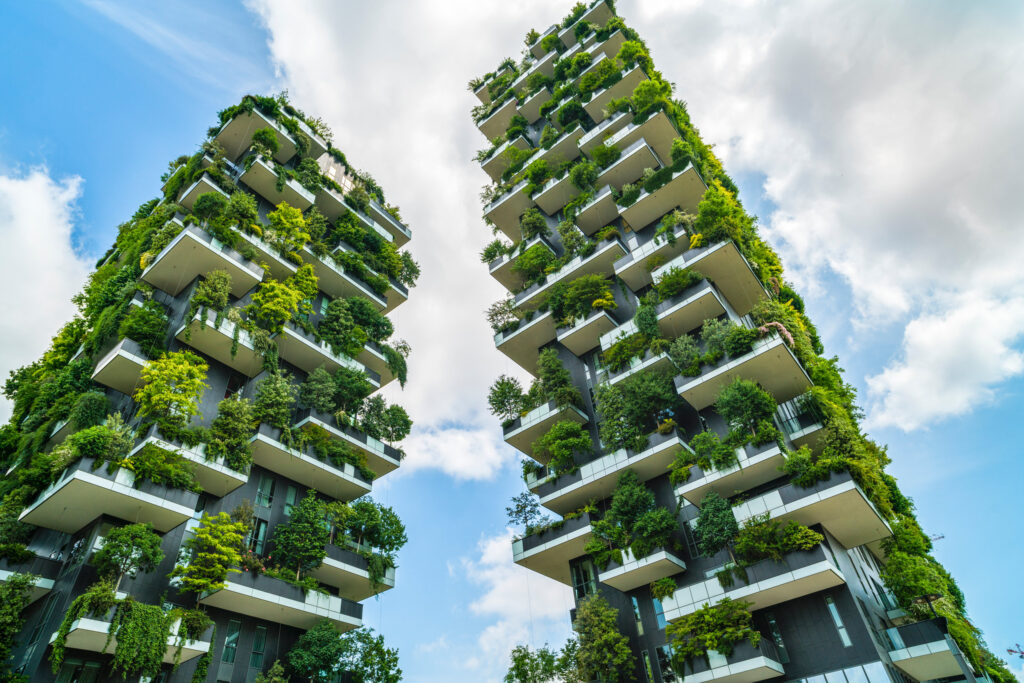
<box><xmin>512</xmin><ymin>512</ymin><xmax>594</xmax><ymax>584</ymax></box>
<box><xmin>19</xmin><ymin>457</ymin><xmax>197</xmax><ymax>534</ymax></box>
<box><xmin>604</xmin><ymin>349</ymin><xmax>672</xmax><ymax>386</ymax></box>
<box><xmin>175</xmin><ymin>311</ymin><xmax>264</xmax><ymax>377</ymax></box>
<box><xmin>574</xmin><ymin>185</ymin><xmax>619</xmax><ymax>234</ymax></box>
<box><xmin>675</xmin><ymin>640</ymin><xmax>785</xmax><ymax>683</ymax></box>
<box><xmin>294</xmin><ymin>408</ymin><xmax>402</xmax><ymax>477</ymax></box>
<box><xmin>142</xmin><ymin>225</ymin><xmax>263</xmax><ymax>298</ymax></box>
<box><xmin>602</xmin><ymin>110</ymin><xmax>679</xmax><ymax>166</ymax></box>
<box><xmin>477</xmin><ymin>97</ymin><xmax>519</xmax><ymax>141</ymax></box>
<box><xmin>234</xmin><ymin>230</ymin><xmax>298</xmax><ymax>282</ymax></box>
<box><xmin>200</xmin><ymin>574</ymin><xmax>361</xmax><ymax>632</ymax></box>
<box><xmin>675</xmin><ymin>334</ymin><xmax>812</xmax><ymax>410</ymax></box>
<box><xmin>530</xmin><ymin>25</ymin><xmax>558</xmax><ymax>59</ymax></box>
<box><xmin>494</xmin><ymin>311</ymin><xmax>557</xmax><ymax>373</ymax></box>
<box><xmin>250</xmin><ymin>424</ymin><xmax>372</xmax><ymax>501</ymax></box>
<box><xmin>536</xmin><ymin>431</ymin><xmax>689</xmax><ymax>515</ymax></box>
<box><xmin>367</xmin><ymin>199</ymin><xmax>412</xmax><ymax>247</ymax></box>
<box><xmin>0</xmin><ymin>556</ymin><xmax>61</xmax><ymax>604</ymax></box>
<box><xmin>654</xmin><ymin>241</ymin><xmax>766</xmax><ymax>316</ymax></box>
<box><xmin>302</xmin><ymin>247</ymin><xmax>388</xmax><ymax>311</ymax></box>
<box><xmin>614</xmin><ymin>226</ymin><xmax>693</xmax><ymax>290</ymax></box>
<box><xmin>382</xmin><ymin>275</ymin><xmax>409</xmax><ymax>314</ymax></box>
<box><xmin>489</xmin><ymin>237</ymin><xmax>557</xmax><ymax>291</ymax></box>
<box><xmin>887</xmin><ymin>619</ymin><xmax>967</xmax><ymax>682</ymax></box>
<box><xmin>595</xmin><ymin>139</ymin><xmax>660</xmax><ymax>190</ymax></box>
<box><xmin>558</xmin><ymin>0</ymin><xmax>614</xmax><ymax>48</ymax></box>
<box><xmin>578</xmin><ymin>111</ymin><xmax>631</xmax><ymax>158</ymax></box>
<box><xmin>503</xmin><ymin>401</ymin><xmax>589</xmax><ymax>458</ymax></box>
<box><xmin>519</xmin><ymin>87</ymin><xmax>552</xmax><ymax>124</ymax></box>
<box><xmin>662</xmin><ymin>544</ymin><xmax>843</xmax><ymax>621</ymax></box>
<box><xmin>731</xmin><ymin>471</ymin><xmax>892</xmax><ymax>556</ymax></box>
<box><xmin>584</xmin><ymin>65</ymin><xmax>649</xmax><ymax>123</ymax></box>
<box><xmin>654</xmin><ymin>280</ymin><xmax>728</xmax><ymax>340</ymax></box>
<box><xmin>514</xmin><ymin>238</ymin><xmax>627</xmax><ymax>311</ymax></box>
<box><xmin>776</xmin><ymin>395</ymin><xmax>825</xmax><ymax>454</ymax></box>
<box><xmin>481</xmin><ymin>136</ymin><xmax>532</xmax><ymax>182</ymax></box>
<box><xmin>588</xmin><ymin>29</ymin><xmax>627</xmax><ymax>63</ymax></box>
<box><xmin>178</xmin><ymin>174</ymin><xmax>229</xmax><ymax>211</ymax></box>
<box><xmin>557</xmin><ymin>309</ymin><xmax>618</xmax><ymax>356</ymax></box>
<box><xmin>535</xmin><ymin>173</ymin><xmax>581</xmax><ymax>216</ymax></box>
<box><xmin>240</xmin><ymin>156</ymin><xmax>315</xmax><ymax>210</ymax></box>
<box><xmin>485</xmin><ymin>180</ymin><xmax>535</xmax><ymax>242</ymax></box>
<box><xmin>619</xmin><ymin>164</ymin><xmax>706</xmax><ymax>230</ymax></box>
<box><xmin>276</xmin><ymin>323</ymin><xmax>380</xmax><ymax>385</ymax></box>
<box><xmin>213</xmin><ymin>109</ymin><xmax>297</xmax><ymax>164</ymax></box>
<box><xmin>49</xmin><ymin>613</ymin><xmax>210</xmax><ymax>664</ymax></box>
<box><xmin>676</xmin><ymin>441</ymin><xmax>788</xmax><ymax>505</ymax></box>
<box><xmin>91</xmin><ymin>338</ymin><xmax>147</xmax><ymax>397</ymax></box>
<box><xmin>358</xmin><ymin>342</ymin><xmax>398</xmax><ymax>388</ymax></box>
<box><xmin>311</xmin><ymin>543</ymin><xmax>395</xmax><ymax>602</ymax></box>
<box><xmin>132</xmin><ymin>429</ymin><xmax>247</xmax><ymax>497</ymax></box>
<box><xmin>315</xmin><ymin>189</ymin><xmax>394</xmax><ymax>246</ymax></box>
<box><xmin>599</xmin><ymin>548</ymin><xmax>687</xmax><ymax>593</ymax></box>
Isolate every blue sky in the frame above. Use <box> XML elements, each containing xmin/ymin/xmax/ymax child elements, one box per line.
<box><xmin>1</xmin><ymin>1</ymin><xmax>1022</xmax><ymax>681</ymax></box>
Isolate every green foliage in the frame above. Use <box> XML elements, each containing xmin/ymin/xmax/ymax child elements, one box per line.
<box><xmin>225</xmin><ymin>190</ymin><xmax>260</xmax><ymax>236</ymax></box>
<box><xmin>126</xmin><ymin>443</ymin><xmax>202</xmax><ymax>493</ymax></box>
<box><xmin>544</xmin><ymin>274</ymin><xmax>616</xmax><ymax>326</ymax></box>
<box><xmin>266</xmin><ymin>201</ymin><xmax>311</xmax><ymax>257</ymax></box>
<box><xmin>135</xmin><ymin>351</ymin><xmax>208</xmax><ymax>435</ymax></box>
<box><xmin>573</xmin><ymin>594</ymin><xmax>636</xmax><ymax>682</ymax></box>
<box><xmin>0</xmin><ymin>572</ymin><xmax>35</xmax><ymax>681</ymax></box>
<box><xmin>253</xmin><ymin>371</ymin><xmax>296</xmax><ymax>431</ymax></box>
<box><xmin>537</xmin><ymin>348</ymin><xmax>582</xmax><ymax>408</ymax></box>
<box><xmin>668</xmin><ymin>430</ymin><xmax>738</xmax><ymax>485</ymax></box>
<box><xmin>481</xmin><ymin>238</ymin><xmax>510</xmax><ymax>263</ymax></box>
<box><xmin>298</xmin><ymin>366</ymin><xmax>337</xmax><ymax>414</ymax></box>
<box><xmin>68</xmin><ymin>391</ymin><xmax>109</xmax><ymax>431</ymax></box>
<box><xmin>118</xmin><ymin>300</ymin><xmax>168</xmax><ymax>358</ymax></box>
<box><xmin>106</xmin><ymin>597</ymin><xmax>173</xmax><ymax>679</ymax></box>
<box><xmin>51</xmin><ymin>580</ymin><xmax>118</xmax><ymax>672</ymax></box>
<box><xmin>666</xmin><ymin>598</ymin><xmax>760</xmax><ymax>666</ymax></box>
<box><xmin>272</xmin><ymin>491</ymin><xmax>329</xmax><ymax>580</ymax></box>
<box><xmin>333</xmin><ymin>366</ymin><xmax>374</xmax><ymax>416</ymax></box>
<box><xmin>190</xmin><ymin>270</ymin><xmax>232</xmax><ymax>323</ymax></box>
<box><xmin>667</xmin><ymin>334</ymin><xmax>701</xmax><ymax>376</ymax></box>
<box><xmin>569</xmin><ymin>160</ymin><xmax>599</xmax><ymax>192</ymax></box>
<box><xmin>694</xmin><ymin>492</ymin><xmax>738</xmax><ymax>557</ymax></box>
<box><xmin>348</xmin><ymin>296</ymin><xmax>393</xmax><ymax>341</ymax></box>
<box><xmin>287</xmin><ymin>621</ymin><xmax>401</xmax><ymax>683</ymax></box>
<box><xmin>193</xmin><ymin>192</ymin><xmax>227</xmax><ymax>226</ymax></box>
<box><xmin>655</xmin><ymin>266</ymin><xmax>703</xmax><ymax>299</ymax></box>
<box><xmin>251</xmin><ymin>127</ymin><xmax>280</xmax><ymax>155</ymax></box>
<box><xmin>488</xmin><ymin>375</ymin><xmax>526</xmax><ymax>423</ymax></box>
<box><xmin>512</xmin><ymin>243</ymin><xmax>556</xmax><ymax>286</ymax></box>
<box><xmin>715</xmin><ymin>378</ymin><xmax>777</xmax><ymax>437</ymax></box>
<box><xmin>359</xmin><ymin>395</ymin><xmax>413</xmax><ymax>444</ymax></box>
<box><xmin>650</xmin><ymin>577</ymin><xmax>677</xmax><ymax>601</ymax></box>
<box><xmin>602</xmin><ymin>332</ymin><xmax>649</xmax><ymax>372</ymax></box>
<box><xmin>556</xmin><ymin>101</ymin><xmax>587</xmax><ymax>129</ymax></box>
<box><xmin>592</xmin><ymin>143</ymin><xmax>621</xmax><ymax>168</ymax></box>
<box><xmin>596</xmin><ymin>371</ymin><xmax>681</xmax><ymax>451</ymax></box>
<box><xmin>589</xmin><ymin>471</ymin><xmax>676</xmax><ymax>567</ymax></box>
<box><xmin>319</xmin><ymin>298</ymin><xmax>368</xmax><ymax>358</ymax></box>
<box><xmin>170</xmin><ymin>512</ymin><xmax>247</xmax><ymax>598</ymax></box>
<box><xmin>519</xmin><ymin>208</ymin><xmax>549</xmax><ymax>240</ymax></box>
<box><xmin>94</xmin><ymin>522</ymin><xmax>165</xmax><ymax>590</ymax></box>
<box><xmin>733</xmin><ymin>514</ymin><xmax>823</xmax><ymax>564</ymax></box>
<box><xmin>506</xmin><ymin>492</ymin><xmax>548</xmax><ymax>530</ymax></box>
<box><xmin>206</xmin><ymin>395</ymin><xmax>254</xmax><ymax>471</ymax></box>
<box><xmin>249</xmin><ymin>264</ymin><xmax>318</xmax><ymax>334</ymax></box>
<box><xmin>254</xmin><ymin>660</ymin><xmax>288</xmax><ymax>683</ymax></box>
<box><xmin>532</xmin><ymin>420</ymin><xmax>592</xmax><ymax>476</ymax></box>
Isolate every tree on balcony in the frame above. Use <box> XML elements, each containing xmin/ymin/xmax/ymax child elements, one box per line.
<box><xmin>170</xmin><ymin>512</ymin><xmax>247</xmax><ymax>604</ymax></box>
<box><xmin>271</xmin><ymin>492</ymin><xmax>328</xmax><ymax>581</ymax></box>
<box><xmin>135</xmin><ymin>350</ymin><xmax>208</xmax><ymax>442</ymax></box>
<box><xmin>666</xmin><ymin>597</ymin><xmax>760</xmax><ymax>670</ymax></box>
<box><xmin>572</xmin><ymin>594</ymin><xmax>635</xmax><ymax>682</ymax></box>
<box><xmin>94</xmin><ymin>522</ymin><xmax>165</xmax><ymax>591</ymax></box>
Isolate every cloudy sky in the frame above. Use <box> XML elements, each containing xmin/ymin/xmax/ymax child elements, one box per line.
<box><xmin>2</xmin><ymin>0</ymin><xmax>1023</xmax><ymax>680</ymax></box>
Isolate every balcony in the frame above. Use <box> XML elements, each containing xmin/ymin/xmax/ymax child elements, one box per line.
<box><xmin>474</xmin><ymin>64</ymin><xmax>513</xmax><ymax>105</ymax></box>
<box><xmin>359</xmin><ymin>341</ymin><xmax>399</xmax><ymax>388</ymax></box>
<box><xmin>601</xmin><ymin>110</ymin><xmax>679</xmax><ymax>168</ymax></box>
<box><xmin>514</xmin><ymin>237</ymin><xmax>627</xmax><ymax>311</ymax></box>
<box><xmin>534</xmin><ymin>430</ymin><xmax>689</xmax><ymax>515</ymax></box>
<box><xmin>489</xmin><ymin>236</ymin><xmax>557</xmax><ymax>291</ymax></box>
<box><xmin>239</xmin><ymin>156</ymin><xmax>315</xmax><ymax>210</ymax></box>
<box><xmin>654</xmin><ymin>241</ymin><xmax>766</xmax><ymax>316</ymax></box>
<box><xmin>301</xmin><ymin>247</ymin><xmax>388</xmax><ymax>311</ymax></box>
<box><xmin>494</xmin><ymin>311</ymin><xmax>557</xmax><ymax>373</ymax></box>
<box><xmin>530</xmin><ymin>25</ymin><xmax>558</xmax><ymax>58</ymax></box>
<box><xmin>0</xmin><ymin>555</ymin><xmax>61</xmax><ymax>603</ymax></box>
<box><xmin>675</xmin><ymin>333</ymin><xmax>812</xmax><ymax>410</ymax></box>
<box><xmin>574</xmin><ymin>185</ymin><xmax>620</xmax><ymax>234</ymax></box>
<box><xmin>310</xmin><ymin>542</ymin><xmax>396</xmax><ymax>602</ymax></box>
<box><xmin>250</xmin><ymin>423</ymin><xmax>372</xmax><ymax>501</ymax></box>
<box><xmin>614</xmin><ymin>226</ymin><xmax>694</xmax><ymax>290</ymax></box>
<box><xmin>603</xmin><ymin>347</ymin><xmax>673</xmax><ymax>386</ymax></box>
<box><xmin>276</xmin><ymin>322</ymin><xmax>381</xmax><ymax>386</ymax></box>
<box><xmin>382</xmin><ymin>274</ymin><xmax>409</xmax><ymax>313</ymax></box>
<box><xmin>676</xmin><ymin>639</ymin><xmax>785</xmax><ymax>683</ymax></box>
<box><xmin>731</xmin><ymin>471</ymin><xmax>892</xmax><ymax>557</ymax></box>
<box><xmin>519</xmin><ymin>87</ymin><xmax>552</xmax><ymax>124</ymax></box>
<box><xmin>588</xmin><ymin>29</ymin><xmax>627</xmax><ymax>63</ymax></box>
<box><xmin>367</xmin><ymin>199</ymin><xmax>412</xmax><ymax>247</ymax></box>
<box><xmin>557</xmin><ymin>309</ymin><xmax>618</xmax><ymax>356</ymax></box>
<box><xmin>584</xmin><ymin>65</ymin><xmax>649</xmax><ymax>123</ymax></box>
<box><xmin>484</xmin><ymin>179</ymin><xmax>535</xmax><ymax>242</ymax></box>
<box><xmin>175</xmin><ymin>310</ymin><xmax>264</xmax><ymax>377</ymax></box>
<box><xmin>141</xmin><ymin>225</ymin><xmax>263</xmax><ymax>297</ymax></box>
<box><xmin>91</xmin><ymin>338</ymin><xmax>147</xmax><ymax>397</ymax></box>
<box><xmin>579</xmin><ymin>111</ymin><xmax>631</xmax><ymax>158</ymax></box>
<box><xmin>512</xmin><ymin>511</ymin><xmax>594</xmax><ymax>584</ymax></box>
<box><xmin>132</xmin><ymin>427</ymin><xmax>247</xmax><ymax>497</ymax></box>
<box><xmin>477</xmin><ymin>97</ymin><xmax>519</xmax><ymax>141</ymax></box>
<box><xmin>886</xmin><ymin>618</ymin><xmax>969</xmax><ymax>682</ymax></box>
<box><xmin>481</xmin><ymin>135</ymin><xmax>532</xmax><ymax>182</ymax></box>
<box><xmin>503</xmin><ymin>401</ymin><xmax>589</xmax><ymax>457</ymax></box>
<box><xmin>599</xmin><ymin>547</ymin><xmax>687</xmax><ymax>592</ymax></box>
<box><xmin>662</xmin><ymin>543</ymin><xmax>843</xmax><ymax>622</ymax></box>
<box><xmin>618</xmin><ymin>163</ymin><xmax>706</xmax><ymax>230</ymax></box>
<box><xmin>234</xmin><ymin>230</ymin><xmax>298</xmax><ymax>282</ymax></box>
<box><xmin>49</xmin><ymin>608</ymin><xmax>210</xmax><ymax>664</ymax></box>
<box><xmin>676</xmin><ymin>441</ymin><xmax>788</xmax><ymax>506</ymax></box>
<box><xmin>558</xmin><ymin>0</ymin><xmax>614</xmax><ymax>48</ymax></box>
<box><xmin>294</xmin><ymin>408</ymin><xmax>402</xmax><ymax>477</ymax></box>
<box><xmin>19</xmin><ymin>457</ymin><xmax>198</xmax><ymax>534</ymax></box>
<box><xmin>200</xmin><ymin>572</ymin><xmax>361</xmax><ymax>632</ymax></box>
<box><xmin>213</xmin><ymin>109</ymin><xmax>297</xmax><ymax>164</ymax></box>
<box><xmin>178</xmin><ymin>174</ymin><xmax>229</xmax><ymax>211</ymax></box>
<box><xmin>595</xmin><ymin>139</ymin><xmax>661</xmax><ymax>191</ymax></box>
<box><xmin>314</xmin><ymin>189</ymin><xmax>395</xmax><ymax>246</ymax></box>
<box><xmin>776</xmin><ymin>395</ymin><xmax>825</xmax><ymax>454</ymax></box>
<box><xmin>289</xmin><ymin>116</ymin><xmax>329</xmax><ymax>160</ymax></box>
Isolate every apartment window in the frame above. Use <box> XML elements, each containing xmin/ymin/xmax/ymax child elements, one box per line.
<box><xmin>284</xmin><ymin>486</ymin><xmax>298</xmax><ymax>516</ymax></box>
<box><xmin>764</xmin><ymin>612</ymin><xmax>790</xmax><ymax>663</ymax></box>
<box><xmin>222</xmin><ymin>620</ymin><xmax>242</xmax><ymax>663</ymax></box>
<box><xmin>256</xmin><ymin>475</ymin><xmax>275</xmax><ymax>508</ymax></box>
<box><xmin>652</xmin><ymin>597</ymin><xmax>668</xmax><ymax>630</ymax></box>
<box><xmin>54</xmin><ymin>659</ymin><xmax>103</xmax><ymax>683</ymax></box>
<box><xmin>27</xmin><ymin>592</ymin><xmax>61</xmax><ymax>647</ymax></box>
<box><xmin>681</xmin><ymin>519</ymin><xmax>699</xmax><ymax>557</ymax></box>
<box><xmin>655</xmin><ymin>645</ymin><xmax>676</xmax><ymax>682</ymax></box>
<box><xmin>249</xmin><ymin>625</ymin><xmax>268</xmax><ymax>669</ymax></box>
<box><xmin>641</xmin><ymin>650</ymin><xmax>654</xmax><ymax>683</ymax></box>
<box><xmin>224</xmin><ymin>372</ymin><xmax>246</xmax><ymax>399</ymax></box>
<box><xmin>631</xmin><ymin>596</ymin><xmax>644</xmax><ymax>636</ymax></box>
<box><xmin>319</xmin><ymin>297</ymin><xmax>330</xmax><ymax>315</ymax></box>
<box><xmin>570</xmin><ymin>558</ymin><xmax>598</xmax><ymax>601</ymax></box>
<box><xmin>824</xmin><ymin>596</ymin><xmax>853</xmax><ymax>647</ymax></box>
<box><xmin>250</xmin><ymin>519</ymin><xmax>269</xmax><ymax>554</ymax></box>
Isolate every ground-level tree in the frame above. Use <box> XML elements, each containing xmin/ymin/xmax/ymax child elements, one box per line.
<box><xmin>573</xmin><ymin>594</ymin><xmax>635</xmax><ymax>682</ymax></box>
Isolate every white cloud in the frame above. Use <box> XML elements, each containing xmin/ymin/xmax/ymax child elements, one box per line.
<box><xmin>622</xmin><ymin>0</ymin><xmax>1024</xmax><ymax>430</ymax></box>
<box><xmin>462</xmin><ymin>529</ymin><xmax>575</xmax><ymax>681</ymax></box>
<box><xmin>0</xmin><ymin>167</ymin><xmax>92</xmax><ymax>421</ymax></box>
<box><xmin>400</xmin><ymin>424</ymin><xmax>513</xmax><ymax>481</ymax></box>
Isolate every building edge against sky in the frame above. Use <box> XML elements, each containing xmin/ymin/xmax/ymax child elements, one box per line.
<box><xmin>473</xmin><ymin>2</ymin><xmax>1016</xmax><ymax>683</ymax></box>
<box><xmin>0</xmin><ymin>94</ymin><xmax>416</xmax><ymax>681</ymax></box>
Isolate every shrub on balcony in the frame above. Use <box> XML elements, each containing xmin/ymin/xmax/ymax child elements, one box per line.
<box><xmin>580</xmin><ymin>58</ymin><xmax>623</xmax><ymax>99</ymax></box>
<box><xmin>135</xmin><ymin>351</ymin><xmax>208</xmax><ymax>440</ymax></box>
<box><xmin>539</xmin><ymin>123</ymin><xmax>559</xmax><ymax>149</ymax></box>
<box><xmin>359</xmin><ymin>396</ymin><xmax>412</xmax><ymax>444</ymax></box>
<box><xmin>251</xmin><ymin>126</ymin><xmax>280</xmax><ymax>157</ymax></box>
<box><xmin>287</xmin><ymin>621</ymin><xmax>402</xmax><ymax>683</ymax></box>
<box><xmin>302</xmin><ymin>425</ymin><xmax>373</xmax><ymax>481</ymax></box>
<box><xmin>666</xmin><ymin>597</ymin><xmax>760</xmax><ymax>667</ymax></box>
<box><xmin>533</xmin><ymin>420</ymin><xmax>592</xmax><ymax>476</ymax></box>
<box><xmin>591</xmin><ymin>143</ymin><xmax>621</xmax><ymax>169</ymax></box>
<box><xmin>602</xmin><ymin>332</ymin><xmax>649</xmax><ymax>372</ymax></box>
<box><xmin>333</xmin><ymin>366</ymin><xmax>375</xmax><ymax>417</ymax></box>
<box><xmin>651</xmin><ymin>577</ymin><xmax>677</xmax><ymax>601</ymax></box>
<box><xmin>297</xmin><ymin>366</ymin><xmax>336</xmax><ymax>414</ymax></box>
<box><xmin>206</xmin><ymin>395</ymin><xmax>254</xmax><ymax>471</ymax></box>
<box><xmin>596</xmin><ymin>370</ymin><xmax>681</xmax><ymax>451</ymax></box>
<box><xmin>569</xmin><ymin>160</ymin><xmax>599</xmax><ymax>192</ymax></box>
<box><xmin>715</xmin><ymin>378</ymin><xmax>777</xmax><ymax>441</ymax></box>
<box><xmin>519</xmin><ymin>208</ymin><xmax>549</xmax><ymax>240</ymax></box>
<box><xmin>126</xmin><ymin>442</ymin><xmax>202</xmax><ymax>493</ymax></box>
<box><xmin>732</xmin><ymin>514</ymin><xmax>823</xmax><ymax>564</ymax></box>
<box><xmin>248</xmin><ymin>265</ymin><xmax>318</xmax><ymax>334</ymax></box>
<box><xmin>170</xmin><ymin>512</ymin><xmax>247</xmax><ymax>600</ymax></box>
<box><xmin>573</xmin><ymin>594</ymin><xmax>636</xmax><ymax>683</ymax></box>
<box><xmin>187</xmin><ymin>270</ymin><xmax>232</xmax><ymax>334</ymax></box>
<box><xmin>68</xmin><ymin>391</ymin><xmax>110</xmax><ymax>431</ymax></box>
<box><xmin>272</xmin><ymin>491</ymin><xmax>329</xmax><ymax>581</ymax></box>
<box><xmin>540</xmin><ymin>33</ymin><xmax>562</xmax><ymax>55</ymax></box>
<box><xmin>695</xmin><ymin>492</ymin><xmax>738</xmax><ymax>557</ymax></box>
<box><xmin>544</xmin><ymin>274</ymin><xmax>616</xmax><ymax>326</ymax></box>
<box><xmin>50</xmin><ymin>579</ymin><xmax>118</xmax><ymax>673</ymax></box>
<box><xmin>556</xmin><ymin>101</ymin><xmax>588</xmax><ymax>129</ymax></box>
<box><xmin>118</xmin><ymin>300</ymin><xmax>169</xmax><ymax>358</ymax></box>
<box><xmin>667</xmin><ymin>334</ymin><xmax>702</xmax><ymax>377</ymax></box>
<box><xmin>538</xmin><ymin>348</ymin><xmax>583</xmax><ymax>409</ymax></box>
<box><xmin>512</xmin><ymin>243</ymin><xmax>556</xmax><ymax>287</ymax></box>
<box><xmin>318</xmin><ymin>299</ymin><xmax>368</xmax><ymax>358</ymax></box>
<box><xmin>253</xmin><ymin>371</ymin><xmax>297</xmax><ymax>433</ymax></box>
<box><xmin>655</xmin><ymin>266</ymin><xmax>703</xmax><ymax>300</ymax></box>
